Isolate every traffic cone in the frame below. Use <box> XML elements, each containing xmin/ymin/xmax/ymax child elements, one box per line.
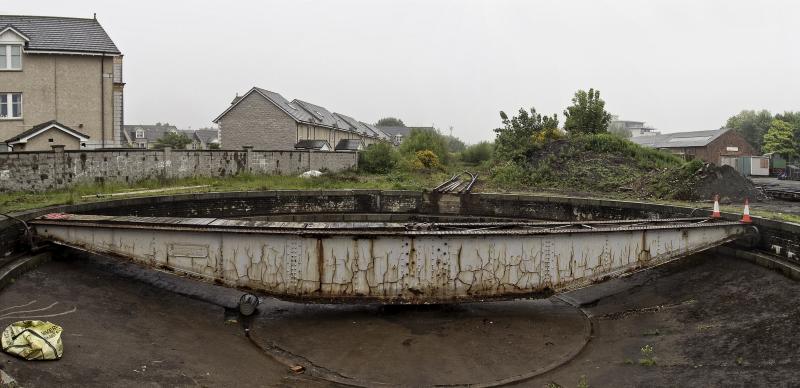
<box><xmin>711</xmin><ymin>195</ymin><xmax>721</xmax><ymax>219</ymax></box>
<box><xmin>740</xmin><ymin>198</ymin><xmax>752</xmax><ymax>223</ymax></box>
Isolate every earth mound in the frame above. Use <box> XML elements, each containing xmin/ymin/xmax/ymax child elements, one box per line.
<box><xmin>518</xmin><ymin>136</ymin><xmax>759</xmax><ymax>202</ymax></box>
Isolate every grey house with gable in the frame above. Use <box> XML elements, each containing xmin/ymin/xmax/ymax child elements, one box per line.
<box><xmin>213</xmin><ymin>87</ymin><xmax>390</xmax><ymax>151</ymax></box>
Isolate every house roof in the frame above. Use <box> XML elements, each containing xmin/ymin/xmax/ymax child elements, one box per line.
<box><xmin>293</xmin><ymin>99</ymin><xmax>340</xmax><ymax>128</ymax></box>
<box><xmin>5</xmin><ymin>120</ymin><xmax>90</xmax><ymax>144</ymax></box>
<box><xmin>629</xmin><ymin>128</ymin><xmax>731</xmax><ymax>149</ymax></box>
<box><xmin>377</xmin><ymin>126</ymin><xmax>412</xmax><ymax>138</ymax></box>
<box><xmin>335</xmin><ymin>139</ymin><xmax>364</xmax><ymax>151</ymax></box>
<box><xmin>122</xmin><ymin>124</ymin><xmax>179</xmax><ymax>142</ymax></box>
<box><xmin>361</xmin><ymin>122</ymin><xmax>391</xmax><ymax>140</ymax></box>
<box><xmin>294</xmin><ymin>139</ymin><xmax>331</xmax><ymax>150</ymax></box>
<box><xmin>0</xmin><ymin>15</ymin><xmax>120</xmax><ymax>54</ymax></box>
<box><xmin>214</xmin><ymin>87</ymin><xmax>383</xmax><ymax>139</ymax></box>
<box><xmin>194</xmin><ymin>129</ymin><xmax>219</xmax><ymax>144</ymax></box>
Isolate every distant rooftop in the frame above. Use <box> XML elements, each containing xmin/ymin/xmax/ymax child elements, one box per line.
<box><xmin>630</xmin><ymin>128</ymin><xmax>730</xmax><ymax>148</ymax></box>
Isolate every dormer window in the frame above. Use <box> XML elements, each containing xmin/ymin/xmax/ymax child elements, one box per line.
<box><xmin>135</xmin><ymin>128</ymin><xmax>145</xmax><ymax>139</ymax></box>
<box><xmin>0</xmin><ymin>45</ymin><xmax>22</xmax><ymax>70</ymax></box>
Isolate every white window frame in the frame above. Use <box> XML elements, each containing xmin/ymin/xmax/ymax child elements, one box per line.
<box><xmin>0</xmin><ymin>44</ymin><xmax>23</xmax><ymax>70</ymax></box>
<box><xmin>0</xmin><ymin>93</ymin><xmax>22</xmax><ymax>120</ymax></box>
<box><xmin>135</xmin><ymin>129</ymin><xmax>145</xmax><ymax>139</ymax></box>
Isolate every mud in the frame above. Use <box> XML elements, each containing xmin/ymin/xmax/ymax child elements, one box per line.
<box><xmin>0</xmin><ymin>251</ymin><xmax>796</xmax><ymax>387</ymax></box>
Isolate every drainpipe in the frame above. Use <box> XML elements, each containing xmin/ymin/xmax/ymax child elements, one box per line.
<box><xmin>101</xmin><ymin>54</ymin><xmax>105</xmax><ymax>148</ymax></box>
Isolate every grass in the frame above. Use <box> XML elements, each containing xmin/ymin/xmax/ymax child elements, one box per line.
<box><xmin>638</xmin><ymin>344</ymin><xmax>657</xmax><ymax>366</ymax></box>
<box><xmin>2</xmin><ymin>159</ymin><xmax>800</xmax><ymax>227</ymax></box>
<box><xmin>0</xmin><ymin>169</ymin><xmax>450</xmax><ymax>213</ymax></box>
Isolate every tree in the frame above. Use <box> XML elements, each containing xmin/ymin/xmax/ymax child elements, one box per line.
<box><xmin>375</xmin><ymin>117</ymin><xmax>405</xmax><ymax>127</ymax></box>
<box><xmin>494</xmin><ymin>107</ymin><xmax>559</xmax><ymax>163</ymax></box>
<box><xmin>358</xmin><ymin>142</ymin><xmax>398</xmax><ymax>173</ymax></box>
<box><xmin>461</xmin><ymin>141</ymin><xmax>493</xmax><ymax>165</ymax></box>
<box><xmin>153</xmin><ymin>132</ymin><xmax>192</xmax><ymax>149</ymax></box>
<box><xmin>762</xmin><ymin>119</ymin><xmax>798</xmax><ymax>159</ymax></box>
<box><xmin>444</xmin><ymin>135</ymin><xmax>466</xmax><ymax>153</ymax></box>
<box><xmin>725</xmin><ymin>110</ymin><xmax>772</xmax><ymax>152</ymax></box>
<box><xmin>399</xmin><ymin>128</ymin><xmax>450</xmax><ymax>164</ymax></box>
<box><xmin>775</xmin><ymin>111</ymin><xmax>800</xmax><ymax>146</ymax></box>
<box><xmin>563</xmin><ymin>88</ymin><xmax>612</xmax><ymax>134</ymax></box>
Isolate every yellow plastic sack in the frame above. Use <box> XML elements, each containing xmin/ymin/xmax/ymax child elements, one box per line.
<box><xmin>1</xmin><ymin>320</ymin><xmax>63</xmax><ymax>360</ymax></box>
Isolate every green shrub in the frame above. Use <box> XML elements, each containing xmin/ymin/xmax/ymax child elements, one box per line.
<box><xmin>400</xmin><ymin>128</ymin><xmax>450</xmax><ymax>164</ymax></box>
<box><xmin>490</xmin><ymin>161</ymin><xmax>530</xmax><ymax>188</ymax></box>
<box><xmin>412</xmin><ymin>150</ymin><xmax>441</xmax><ymax>170</ymax></box>
<box><xmin>358</xmin><ymin>143</ymin><xmax>399</xmax><ymax>173</ymax></box>
<box><xmin>461</xmin><ymin>142</ymin><xmax>494</xmax><ymax>165</ymax></box>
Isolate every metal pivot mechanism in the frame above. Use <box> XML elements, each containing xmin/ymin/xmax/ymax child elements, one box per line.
<box><xmin>238</xmin><ymin>293</ymin><xmax>260</xmax><ymax>316</ymax></box>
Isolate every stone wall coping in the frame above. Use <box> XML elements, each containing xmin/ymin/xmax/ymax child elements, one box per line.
<box><xmin>4</xmin><ymin>190</ymin><xmax>797</xmax><ymax>232</ymax></box>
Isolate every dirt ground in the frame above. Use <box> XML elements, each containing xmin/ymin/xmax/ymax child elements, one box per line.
<box><xmin>0</xmin><ymin>251</ymin><xmax>797</xmax><ymax>387</ymax></box>
<box><xmin>749</xmin><ymin>177</ymin><xmax>800</xmax><ymax>216</ymax></box>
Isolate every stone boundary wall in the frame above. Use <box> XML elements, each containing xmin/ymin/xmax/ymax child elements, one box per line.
<box><xmin>0</xmin><ymin>147</ymin><xmax>358</xmax><ymax>192</ymax></box>
<box><xmin>1</xmin><ymin>191</ymin><xmax>797</xmax><ymax>267</ymax></box>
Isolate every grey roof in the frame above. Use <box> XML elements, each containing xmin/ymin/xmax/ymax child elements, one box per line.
<box><xmin>254</xmin><ymin>88</ymin><xmax>316</xmax><ymax>124</ymax></box>
<box><xmin>194</xmin><ymin>129</ymin><xmax>219</xmax><ymax>144</ymax></box>
<box><xmin>361</xmin><ymin>122</ymin><xmax>390</xmax><ymax>140</ymax></box>
<box><xmin>334</xmin><ymin>113</ymin><xmax>375</xmax><ymax>137</ymax></box>
<box><xmin>377</xmin><ymin>126</ymin><xmax>412</xmax><ymax>138</ymax></box>
<box><xmin>335</xmin><ymin>139</ymin><xmax>364</xmax><ymax>151</ymax></box>
<box><xmin>5</xmin><ymin>120</ymin><xmax>89</xmax><ymax>143</ymax></box>
<box><xmin>122</xmin><ymin>124</ymin><xmax>179</xmax><ymax>142</ymax></box>
<box><xmin>293</xmin><ymin>99</ymin><xmax>340</xmax><ymax>128</ymax></box>
<box><xmin>0</xmin><ymin>15</ymin><xmax>120</xmax><ymax>54</ymax></box>
<box><xmin>630</xmin><ymin>128</ymin><xmax>730</xmax><ymax>149</ymax></box>
<box><xmin>294</xmin><ymin>139</ymin><xmax>331</xmax><ymax>150</ymax></box>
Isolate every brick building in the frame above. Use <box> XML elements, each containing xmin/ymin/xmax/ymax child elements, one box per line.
<box><xmin>631</xmin><ymin>128</ymin><xmax>756</xmax><ymax>164</ymax></box>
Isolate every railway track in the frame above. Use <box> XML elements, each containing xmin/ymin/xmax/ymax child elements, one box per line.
<box><xmin>433</xmin><ymin>171</ymin><xmax>478</xmax><ymax>194</ymax></box>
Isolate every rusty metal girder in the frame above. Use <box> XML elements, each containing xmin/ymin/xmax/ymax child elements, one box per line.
<box><xmin>31</xmin><ymin>215</ymin><xmax>755</xmax><ymax>303</ymax></box>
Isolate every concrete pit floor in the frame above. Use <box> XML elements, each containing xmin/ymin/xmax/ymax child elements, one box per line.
<box><xmin>0</xmin><ymin>251</ymin><xmax>797</xmax><ymax>387</ymax></box>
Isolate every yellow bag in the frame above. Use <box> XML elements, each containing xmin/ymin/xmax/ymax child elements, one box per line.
<box><xmin>1</xmin><ymin>320</ymin><xmax>63</xmax><ymax>360</ymax></box>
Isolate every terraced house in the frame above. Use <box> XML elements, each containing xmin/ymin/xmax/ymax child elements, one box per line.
<box><xmin>0</xmin><ymin>15</ymin><xmax>123</xmax><ymax>151</ymax></box>
<box><xmin>213</xmin><ymin>87</ymin><xmax>390</xmax><ymax>151</ymax></box>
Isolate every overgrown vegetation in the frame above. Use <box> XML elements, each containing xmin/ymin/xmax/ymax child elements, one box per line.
<box><xmin>153</xmin><ymin>132</ymin><xmax>192</xmax><ymax>149</ymax></box>
<box><xmin>358</xmin><ymin>142</ymin><xmax>398</xmax><ymax>173</ymax></box>
<box><xmin>0</xmin><ymin>170</ymin><xmax>451</xmax><ymax>213</ymax></box>
<box><xmin>399</xmin><ymin>128</ymin><xmax>451</xmax><ymax>165</ymax></box>
<box><xmin>460</xmin><ymin>141</ymin><xmax>493</xmax><ymax>165</ymax></box>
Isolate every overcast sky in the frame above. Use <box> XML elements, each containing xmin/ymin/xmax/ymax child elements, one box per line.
<box><xmin>7</xmin><ymin>0</ymin><xmax>800</xmax><ymax>142</ymax></box>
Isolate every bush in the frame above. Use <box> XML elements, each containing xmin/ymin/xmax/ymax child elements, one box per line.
<box><xmin>358</xmin><ymin>143</ymin><xmax>398</xmax><ymax>173</ymax></box>
<box><xmin>412</xmin><ymin>150</ymin><xmax>441</xmax><ymax>170</ymax></box>
<box><xmin>461</xmin><ymin>142</ymin><xmax>494</xmax><ymax>165</ymax></box>
<box><xmin>400</xmin><ymin>128</ymin><xmax>450</xmax><ymax>164</ymax></box>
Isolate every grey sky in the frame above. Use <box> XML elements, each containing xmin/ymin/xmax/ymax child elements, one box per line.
<box><xmin>7</xmin><ymin>0</ymin><xmax>800</xmax><ymax>142</ymax></box>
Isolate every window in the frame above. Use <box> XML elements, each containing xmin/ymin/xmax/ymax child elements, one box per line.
<box><xmin>135</xmin><ymin>128</ymin><xmax>145</xmax><ymax>139</ymax></box>
<box><xmin>0</xmin><ymin>45</ymin><xmax>22</xmax><ymax>70</ymax></box>
<box><xmin>0</xmin><ymin>93</ymin><xmax>22</xmax><ymax>119</ymax></box>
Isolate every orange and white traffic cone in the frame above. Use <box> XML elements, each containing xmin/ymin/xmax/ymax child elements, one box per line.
<box><xmin>711</xmin><ymin>195</ymin><xmax>721</xmax><ymax>219</ymax></box>
<box><xmin>741</xmin><ymin>198</ymin><xmax>752</xmax><ymax>223</ymax></box>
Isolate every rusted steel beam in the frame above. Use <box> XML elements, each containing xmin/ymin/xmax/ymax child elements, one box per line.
<box><xmin>31</xmin><ymin>215</ymin><xmax>756</xmax><ymax>303</ymax></box>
